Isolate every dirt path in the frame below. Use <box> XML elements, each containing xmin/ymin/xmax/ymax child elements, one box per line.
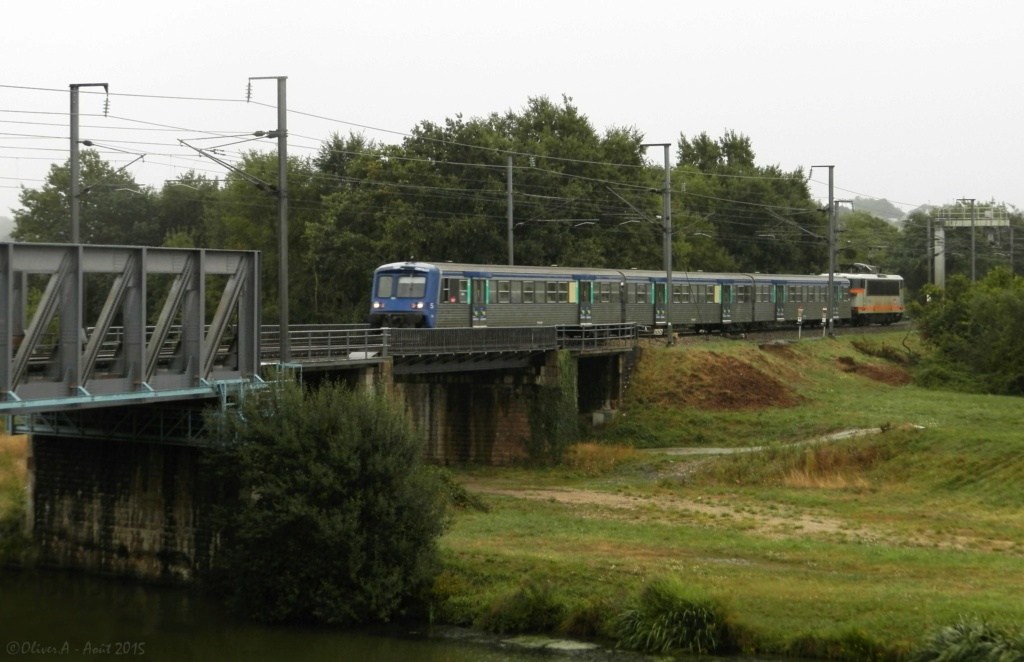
<box><xmin>459</xmin><ymin>426</ymin><xmax>1018</xmax><ymax>554</ymax></box>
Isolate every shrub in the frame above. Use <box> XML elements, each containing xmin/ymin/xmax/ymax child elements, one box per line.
<box><xmin>474</xmin><ymin>580</ymin><xmax>569</xmax><ymax>634</ymax></box>
<box><xmin>205</xmin><ymin>379</ymin><xmax>450</xmax><ymax>625</ymax></box>
<box><xmin>910</xmin><ymin>618</ymin><xmax>1024</xmax><ymax>661</ymax></box>
<box><xmin>614</xmin><ymin>575</ymin><xmax>734</xmax><ymax>655</ymax></box>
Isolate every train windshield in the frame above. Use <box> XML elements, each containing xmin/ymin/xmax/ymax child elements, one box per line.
<box><xmin>377</xmin><ymin>273</ymin><xmax>427</xmax><ymax>298</ymax></box>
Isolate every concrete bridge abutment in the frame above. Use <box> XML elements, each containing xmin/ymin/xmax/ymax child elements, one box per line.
<box><xmin>26</xmin><ymin>435</ymin><xmax>218</xmax><ymax>582</ymax></box>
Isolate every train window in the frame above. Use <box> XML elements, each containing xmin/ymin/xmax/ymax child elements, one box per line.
<box><xmin>546</xmin><ymin>281</ymin><xmax>558</xmax><ymax>304</ymax></box>
<box><xmin>497</xmin><ymin>280</ymin><xmax>511</xmax><ymax>304</ymax></box>
<box><xmin>440</xmin><ymin>277</ymin><xmax>468</xmax><ymax>303</ymax></box>
<box><xmin>396</xmin><ymin>276</ymin><xmax>426</xmax><ymax>298</ymax></box>
<box><xmin>558</xmin><ymin>282</ymin><xmax>569</xmax><ymax>303</ymax></box>
<box><xmin>599</xmin><ymin>282</ymin><xmax>611</xmax><ymax>303</ymax></box>
<box><xmin>376</xmin><ymin>275</ymin><xmax>394</xmax><ymax>298</ymax></box>
<box><xmin>523</xmin><ymin>281</ymin><xmax>536</xmax><ymax>304</ymax></box>
<box><xmin>867</xmin><ymin>279</ymin><xmax>901</xmax><ymax>296</ymax></box>
<box><xmin>511</xmin><ymin>281</ymin><xmax>522</xmax><ymax>304</ymax></box>
<box><xmin>672</xmin><ymin>284</ymin><xmax>683</xmax><ymax>304</ymax></box>
<box><xmin>807</xmin><ymin>287</ymin><xmax>816</xmax><ymax>303</ymax></box>
<box><xmin>705</xmin><ymin>286</ymin><xmax>716</xmax><ymax>304</ymax></box>
<box><xmin>636</xmin><ymin>284</ymin><xmax>647</xmax><ymax>304</ymax></box>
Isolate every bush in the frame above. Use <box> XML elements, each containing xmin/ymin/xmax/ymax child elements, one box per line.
<box><xmin>910</xmin><ymin>618</ymin><xmax>1024</xmax><ymax>661</ymax></box>
<box><xmin>205</xmin><ymin>379</ymin><xmax>450</xmax><ymax>625</ymax></box>
<box><xmin>474</xmin><ymin>580</ymin><xmax>568</xmax><ymax>634</ymax></box>
<box><xmin>614</xmin><ymin>575</ymin><xmax>734</xmax><ymax>655</ymax></box>
<box><xmin>912</xmin><ymin>271</ymin><xmax>1024</xmax><ymax>396</ymax></box>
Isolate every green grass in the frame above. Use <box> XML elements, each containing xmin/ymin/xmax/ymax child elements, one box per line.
<box><xmin>437</xmin><ymin>332</ymin><xmax>1024</xmax><ymax>659</ymax></box>
<box><xmin>0</xmin><ymin>436</ymin><xmax>30</xmax><ymax>565</ymax></box>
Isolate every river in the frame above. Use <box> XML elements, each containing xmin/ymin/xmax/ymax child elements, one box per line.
<box><xmin>0</xmin><ymin>569</ymin><xmax>800</xmax><ymax>661</ymax></box>
<box><xmin>0</xmin><ymin>568</ymin><xmax>652</xmax><ymax>662</ymax></box>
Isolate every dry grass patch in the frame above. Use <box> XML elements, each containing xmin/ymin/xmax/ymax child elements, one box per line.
<box><xmin>0</xmin><ymin>435</ymin><xmax>28</xmax><ymax>483</ymax></box>
<box><xmin>563</xmin><ymin>443</ymin><xmax>637</xmax><ymax>476</ymax></box>
<box><xmin>779</xmin><ymin>439</ymin><xmax>890</xmax><ymax>491</ymax></box>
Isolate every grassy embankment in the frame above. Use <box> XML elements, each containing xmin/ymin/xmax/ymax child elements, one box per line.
<box><xmin>0</xmin><ymin>433</ymin><xmax>30</xmax><ymax>563</ymax></box>
<box><xmin>436</xmin><ymin>331</ymin><xmax>1024</xmax><ymax>659</ymax></box>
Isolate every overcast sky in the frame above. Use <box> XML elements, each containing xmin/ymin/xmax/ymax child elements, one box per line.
<box><xmin>2</xmin><ymin>0</ymin><xmax>1021</xmax><ymax>229</ymax></box>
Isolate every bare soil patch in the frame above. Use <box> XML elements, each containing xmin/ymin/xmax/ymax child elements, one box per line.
<box><xmin>835</xmin><ymin>356</ymin><xmax>912</xmax><ymax>386</ymax></box>
<box><xmin>636</xmin><ymin>350</ymin><xmax>803</xmax><ymax>412</ymax></box>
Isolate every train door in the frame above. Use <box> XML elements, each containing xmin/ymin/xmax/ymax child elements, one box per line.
<box><xmin>654</xmin><ymin>282</ymin><xmax>666</xmax><ymax>326</ymax></box>
<box><xmin>721</xmin><ymin>283</ymin><xmax>732</xmax><ymax>324</ymax></box>
<box><xmin>471</xmin><ymin>278</ymin><xmax>488</xmax><ymax>326</ymax></box>
<box><xmin>578</xmin><ymin>280</ymin><xmax>593</xmax><ymax>324</ymax></box>
<box><xmin>774</xmin><ymin>283</ymin><xmax>786</xmax><ymax>321</ymax></box>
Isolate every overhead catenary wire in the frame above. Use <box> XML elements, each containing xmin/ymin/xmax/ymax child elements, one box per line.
<box><xmin>0</xmin><ymin>82</ymin><xmax>940</xmax><ymax>221</ymax></box>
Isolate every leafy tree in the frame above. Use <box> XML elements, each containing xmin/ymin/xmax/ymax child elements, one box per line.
<box><xmin>889</xmin><ymin>209</ymin><xmax>940</xmax><ymax>295</ymax></box>
<box><xmin>206</xmin><ymin>379</ymin><xmax>450</xmax><ymax>624</ymax></box>
<box><xmin>836</xmin><ymin>209</ymin><xmax>901</xmax><ymax>271</ymax></box>
<box><xmin>155</xmin><ymin>172</ymin><xmax>222</xmax><ymax>247</ymax></box>
<box><xmin>912</xmin><ymin>268</ymin><xmax>1024</xmax><ymax>394</ymax></box>
<box><xmin>202</xmin><ymin>150</ymin><xmax>322</xmax><ymax>324</ymax></box>
<box><xmin>675</xmin><ymin>131</ymin><xmax>823</xmax><ymax>273</ymax></box>
<box><xmin>12</xmin><ymin>149</ymin><xmax>157</xmax><ymax>245</ymax></box>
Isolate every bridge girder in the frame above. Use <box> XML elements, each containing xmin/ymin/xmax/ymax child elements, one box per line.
<box><xmin>1</xmin><ymin>243</ymin><xmax>260</xmax><ymax>414</ymax></box>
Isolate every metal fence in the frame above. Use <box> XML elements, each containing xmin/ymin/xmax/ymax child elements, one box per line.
<box><xmin>555</xmin><ymin>323</ymin><xmax>639</xmax><ymax>351</ymax></box>
<box><xmin>385</xmin><ymin>326</ymin><xmax>560</xmax><ymax>355</ymax></box>
<box><xmin>261</xmin><ymin>323</ymin><xmax>637</xmax><ymax>360</ymax></box>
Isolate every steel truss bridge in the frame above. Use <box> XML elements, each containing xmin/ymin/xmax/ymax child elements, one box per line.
<box><xmin>2</xmin><ymin>242</ymin><xmax>637</xmax><ymax>442</ymax></box>
<box><xmin>2</xmin><ymin>243</ymin><xmax>260</xmax><ymax>416</ymax></box>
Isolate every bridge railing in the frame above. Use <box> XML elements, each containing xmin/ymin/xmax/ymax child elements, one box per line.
<box><xmin>260</xmin><ymin>324</ymin><xmax>380</xmax><ymax>362</ymax></box>
<box><xmin>17</xmin><ymin>322</ymin><xmax>637</xmax><ymax>372</ymax></box>
<box><xmin>385</xmin><ymin>326</ymin><xmax>560</xmax><ymax>355</ymax></box>
<box><xmin>556</xmin><ymin>323</ymin><xmax>640</xmax><ymax>351</ymax></box>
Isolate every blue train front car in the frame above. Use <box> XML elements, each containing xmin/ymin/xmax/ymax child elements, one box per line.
<box><xmin>369</xmin><ymin>262</ymin><xmax>441</xmax><ymax>328</ymax></box>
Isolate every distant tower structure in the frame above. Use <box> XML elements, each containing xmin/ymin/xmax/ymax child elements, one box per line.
<box><xmin>933</xmin><ymin>202</ymin><xmax>1009</xmax><ymax>288</ymax></box>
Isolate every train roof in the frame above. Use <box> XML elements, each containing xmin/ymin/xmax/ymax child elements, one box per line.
<box><xmin>831</xmin><ymin>272</ymin><xmax>903</xmax><ymax>281</ymax></box>
<box><xmin>376</xmin><ymin>262</ymin><xmax>861</xmax><ymax>283</ymax></box>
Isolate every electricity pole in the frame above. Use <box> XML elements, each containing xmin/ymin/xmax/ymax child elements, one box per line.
<box><xmin>642</xmin><ymin>143</ymin><xmax>673</xmax><ymax>344</ymax></box>
<box><xmin>250</xmin><ymin>76</ymin><xmax>290</xmax><ymax>362</ymax></box>
<box><xmin>69</xmin><ymin>83</ymin><xmax>108</xmax><ymax>244</ymax></box>
<box><xmin>957</xmin><ymin>198</ymin><xmax>977</xmax><ymax>281</ymax></box>
<box><xmin>814</xmin><ymin>165</ymin><xmax>836</xmax><ymax>336</ymax></box>
<box><xmin>507</xmin><ymin>155</ymin><xmax>514</xmax><ymax>265</ymax></box>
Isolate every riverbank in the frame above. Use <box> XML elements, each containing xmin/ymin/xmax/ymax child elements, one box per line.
<box><xmin>435</xmin><ymin>332</ymin><xmax>1024</xmax><ymax>659</ymax></box>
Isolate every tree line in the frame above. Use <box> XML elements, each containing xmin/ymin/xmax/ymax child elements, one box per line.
<box><xmin>10</xmin><ymin>95</ymin><xmax>1021</xmax><ymax>326</ymax></box>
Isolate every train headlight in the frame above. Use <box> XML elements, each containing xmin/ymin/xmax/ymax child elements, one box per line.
<box><xmin>412</xmin><ymin>302</ymin><xmax>424</xmax><ymax>309</ymax></box>
<box><xmin>372</xmin><ymin>302</ymin><xmax>382</xmax><ymax>309</ymax></box>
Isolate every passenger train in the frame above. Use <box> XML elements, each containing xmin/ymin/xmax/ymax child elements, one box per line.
<box><xmin>368</xmin><ymin>261</ymin><xmax>904</xmax><ymax>332</ymax></box>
